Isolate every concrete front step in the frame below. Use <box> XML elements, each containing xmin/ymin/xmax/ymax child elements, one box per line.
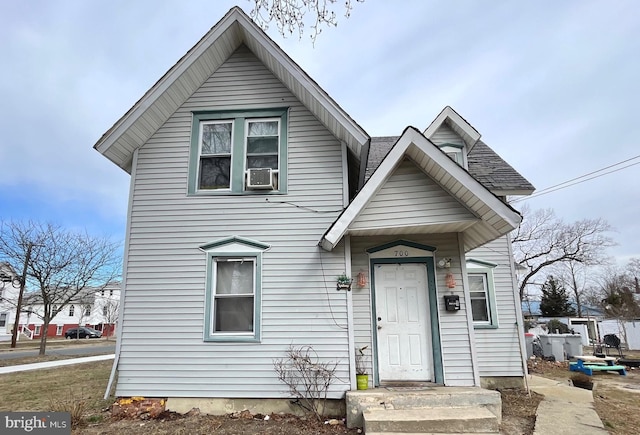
<box><xmin>363</xmin><ymin>407</ymin><xmax>499</xmax><ymax>434</ymax></box>
<box><xmin>366</xmin><ymin>433</ymin><xmax>498</xmax><ymax>435</ymax></box>
<box><xmin>346</xmin><ymin>387</ymin><xmax>501</xmax><ymax>429</ymax></box>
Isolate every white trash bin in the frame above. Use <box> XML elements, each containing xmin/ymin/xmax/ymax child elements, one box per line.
<box><xmin>564</xmin><ymin>335</ymin><xmax>583</xmax><ymax>358</ymax></box>
<box><xmin>539</xmin><ymin>334</ymin><xmax>566</xmax><ymax>362</ymax></box>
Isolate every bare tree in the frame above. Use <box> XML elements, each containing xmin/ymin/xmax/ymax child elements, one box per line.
<box><xmin>248</xmin><ymin>0</ymin><xmax>364</xmax><ymax>43</ymax></box>
<box><xmin>555</xmin><ymin>259</ymin><xmax>605</xmax><ymax>317</ymax></box>
<box><xmin>512</xmin><ymin>205</ymin><xmax>614</xmax><ymax>301</ymax></box>
<box><xmin>598</xmin><ymin>265</ymin><xmax>640</xmax><ymax>321</ymax></box>
<box><xmin>102</xmin><ymin>297</ymin><xmax>120</xmax><ymax>340</ymax></box>
<box><xmin>627</xmin><ymin>257</ymin><xmax>640</xmax><ymax>293</ymax></box>
<box><xmin>0</xmin><ymin>220</ymin><xmax>120</xmax><ymax>355</ymax></box>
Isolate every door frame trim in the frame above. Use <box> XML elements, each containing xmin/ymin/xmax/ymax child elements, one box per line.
<box><xmin>367</xmin><ymin>241</ymin><xmax>444</xmax><ymax>386</ymax></box>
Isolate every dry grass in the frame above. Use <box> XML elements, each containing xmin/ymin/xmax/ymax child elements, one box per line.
<box><xmin>0</xmin><ymin>359</ymin><xmax>114</xmax><ymax>418</ymax></box>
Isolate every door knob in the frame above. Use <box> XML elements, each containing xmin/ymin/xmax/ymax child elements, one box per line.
<box><xmin>377</xmin><ymin>325</ymin><xmax>382</xmax><ymax>330</ymax></box>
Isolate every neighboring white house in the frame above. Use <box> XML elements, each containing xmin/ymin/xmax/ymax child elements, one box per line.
<box><xmin>0</xmin><ymin>262</ymin><xmax>20</xmax><ymax>341</ymax></box>
<box><xmin>0</xmin><ymin>276</ymin><xmax>120</xmax><ymax>341</ymax></box>
<box><xmin>94</xmin><ymin>6</ymin><xmax>534</xmax><ymax>419</ymax></box>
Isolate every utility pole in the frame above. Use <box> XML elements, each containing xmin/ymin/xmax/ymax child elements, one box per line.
<box><xmin>10</xmin><ymin>242</ymin><xmax>33</xmax><ymax>348</ymax></box>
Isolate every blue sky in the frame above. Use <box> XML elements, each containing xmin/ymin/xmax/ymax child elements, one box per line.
<box><xmin>1</xmin><ymin>0</ymin><xmax>639</xmax><ymax>263</ymax></box>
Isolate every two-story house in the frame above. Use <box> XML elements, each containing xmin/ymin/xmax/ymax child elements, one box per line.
<box><xmin>0</xmin><ymin>262</ymin><xmax>20</xmax><ymax>341</ymax></box>
<box><xmin>94</xmin><ymin>7</ymin><xmax>534</xmax><ymax>427</ymax></box>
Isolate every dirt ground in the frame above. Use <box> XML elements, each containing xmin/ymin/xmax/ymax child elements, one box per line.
<box><xmin>71</xmin><ymin>388</ymin><xmax>540</xmax><ymax>435</ymax></box>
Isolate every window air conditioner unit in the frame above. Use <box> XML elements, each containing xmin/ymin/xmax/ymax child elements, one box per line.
<box><xmin>246</xmin><ymin>168</ymin><xmax>274</xmax><ymax>190</ymax></box>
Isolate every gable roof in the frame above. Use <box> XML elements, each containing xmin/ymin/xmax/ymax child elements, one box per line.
<box><xmin>94</xmin><ymin>7</ymin><xmax>369</xmax><ymax>174</ymax></box>
<box><xmin>424</xmin><ymin>106</ymin><xmax>480</xmax><ymax>150</ymax></box>
<box><xmin>365</xmin><ymin>105</ymin><xmax>535</xmax><ymax>198</ymax></box>
<box><xmin>321</xmin><ymin>127</ymin><xmax>523</xmax><ymax>252</ymax></box>
<box><xmin>365</xmin><ymin>136</ymin><xmax>534</xmax><ymax>195</ymax></box>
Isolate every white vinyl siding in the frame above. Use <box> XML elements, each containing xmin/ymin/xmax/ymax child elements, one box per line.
<box><xmin>117</xmin><ymin>45</ymin><xmax>350</xmax><ymax>398</ymax></box>
<box><xmin>350</xmin><ymin>159</ymin><xmax>477</xmax><ymax>231</ymax></box>
<box><xmin>429</xmin><ymin>124</ymin><xmax>465</xmax><ymax>147</ymax></box>
<box><xmin>468</xmin><ymin>236</ymin><xmax>525</xmax><ymax>377</ymax></box>
<box><xmin>429</xmin><ymin>125</ymin><xmax>467</xmax><ymax>168</ymax></box>
<box><xmin>351</xmin><ymin>233</ymin><xmax>475</xmax><ymax>387</ymax></box>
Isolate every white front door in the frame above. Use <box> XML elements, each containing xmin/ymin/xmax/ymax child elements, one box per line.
<box><xmin>375</xmin><ymin>263</ymin><xmax>431</xmax><ymax>381</ymax></box>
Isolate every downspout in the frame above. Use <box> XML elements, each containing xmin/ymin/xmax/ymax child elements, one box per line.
<box><xmin>507</xmin><ymin>232</ymin><xmax>530</xmax><ymax>392</ymax></box>
<box><xmin>104</xmin><ymin>148</ymin><xmax>138</xmax><ymax>400</ymax></box>
<box><xmin>342</xmin><ymin>141</ymin><xmax>356</xmax><ymax>390</ymax></box>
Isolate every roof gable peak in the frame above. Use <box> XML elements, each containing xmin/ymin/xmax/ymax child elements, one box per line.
<box><xmin>424</xmin><ymin>106</ymin><xmax>481</xmax><ymax>151</ymax></box>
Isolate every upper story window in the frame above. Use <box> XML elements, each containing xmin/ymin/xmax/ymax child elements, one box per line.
<box><xmin>189</xmin><ymin>108</ymin><xmax>288</xmax><ymax>195</ymax></box>
<box><xmin>466</xmin><ymin>258</ymin><xmax>498</xmax><ymax>329</ymax></box>
<box><xmin>199</xmin><ymin>121</ymin><xmax>233</xmax><ymax>190</ymax></box>
<box><xmin>439</xmin><ymin>143</ymin><xmax>465</xmax><ymax>168</ymax></box>
<box><xmin>69</xmin><ymin>305</ymin><xmax>75</xmax><ymax>316</ymax></box>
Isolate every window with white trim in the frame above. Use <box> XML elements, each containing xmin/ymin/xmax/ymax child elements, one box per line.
<box><xmin>198</xmin><ymin>120</ymin><xmax>233</xmax><ymax>190</ymax></box>
<box><xmin>56</xmin><ymin>325</ymin><xmax>63</xmax><ymax>335</ymax></box>
<box><xmin>212</xmin><ymin>258</ymin><xmax>255</xmax><ymax>333</ymax></box>
<box><xmin>0</xmin><ymin>313</ymin><xmax>7</xmax><ymax>328</ymax></box>
<box><xmin>68</xmin><ymin>305</ymin><xmax>75</xmax><ymax>316</ymax></box>
<box><xmin>201</xmin><ymin>236</ymin><xmax>269</xmax><ymax>342</ymax></box>
<box><xmin>466</xmin><ymin>259</ymin><xmax>498</xmax><ymax>328</ymax></box>
<box><xmin>439</xmin><ymin>143</ymin><xmax>465</xmax><ymax>168</ymax></box>
<box><xmin>189</xmin><ymin>109</ymin><xmax>288</xmax><ymax>194</ymax></box>
<box><xmin>35</xmin><ymin>325</ymin><xmax>41</xmax><ymax>335</ymax></box>
<box><xmin>469</xmin><ymin>274</ymin><xmax>491</xmax><ymax>322</ymax></box>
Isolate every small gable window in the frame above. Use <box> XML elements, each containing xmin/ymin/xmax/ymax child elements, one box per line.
<box><xmin>466</xmin><ymin>259</ymin><xmax>498</xmax><ymax>328</ymax></box>
<box><xmin>439</xmin><ymin>143</ymin><xmax>465</xmax><ymax>168</ymax></box>
<box><xmin>189</xmin><ymin>109</ymin><xmax>288</xmax><ymax>195</ymax></box>
<box><xmin>69</xmin><ymin>305</ymin><xmax>75</xmax><ymax>316</ymax></box>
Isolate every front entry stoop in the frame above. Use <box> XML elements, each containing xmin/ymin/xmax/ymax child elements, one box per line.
<box><xmin>363</xmin><ymin>407</ymin><xmax>499</xmax><ymax>434</ymax></box>
<box><xmin>345</xmin><ymin>387</ymin><xmax>501</xmax><ymax>431</ymax></box>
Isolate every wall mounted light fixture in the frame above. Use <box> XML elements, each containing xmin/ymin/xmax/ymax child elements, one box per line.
<box><xmin>437</xmin><ymin>258</ymin><xmax>451</xmax><ymax>269</ymax></box>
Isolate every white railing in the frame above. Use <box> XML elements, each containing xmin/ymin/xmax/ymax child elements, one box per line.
<box><xmin>19</xmin><ymin>325</ymin><xmax>34</xmax><ymax>340</ymax></box>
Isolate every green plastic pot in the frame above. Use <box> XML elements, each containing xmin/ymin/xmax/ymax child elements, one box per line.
<box><xmin>356</xmin><ymin>374</ymin><xmax>369</xmax><ymax>390</ymax></box>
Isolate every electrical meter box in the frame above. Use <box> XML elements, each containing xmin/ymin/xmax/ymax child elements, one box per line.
<box><xmin>444</xmin><ymin>295</ymin><xmax>460</xmax><ymax>311</ymax></box>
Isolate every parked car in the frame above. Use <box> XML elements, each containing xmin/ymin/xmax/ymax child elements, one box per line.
<box><xmin>65</xmin><ymin>327</ymin><xmax>102</xmax><ymax>339</ymax></box>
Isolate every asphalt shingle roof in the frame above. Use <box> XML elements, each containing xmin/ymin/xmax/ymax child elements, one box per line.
<box><xmin>365</xmin><ymin>136</ymin><xmax>535</xmax><ymax>194</ymax></box>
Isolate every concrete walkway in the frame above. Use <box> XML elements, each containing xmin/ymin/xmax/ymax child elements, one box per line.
<box><xmin>529</xmin><ymin>375</ymin><xmax>608</xmax><ymax>435</ymax></box>
<box><xmin>0</xmin><ymin>354</ymin><xmax>114</xmax><ymax>375</ymax></box>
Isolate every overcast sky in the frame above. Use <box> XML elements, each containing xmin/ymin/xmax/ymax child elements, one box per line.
<box><xmin>1</xmin><ymin>0</ymin><xmax>638</xmax><ymax>264</ymax></box>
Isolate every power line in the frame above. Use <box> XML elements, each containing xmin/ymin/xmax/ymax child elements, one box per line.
<box><xmin>511</xmin><ymin>154</ymin><xmax>640</xmax><ymax>203</ymax></box>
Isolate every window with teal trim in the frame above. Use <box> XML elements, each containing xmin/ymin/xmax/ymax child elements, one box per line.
<box><xmin>466</xmin><ymin>259</ymin><xmax>498</xmax><ymax>328</ymax></box>
<box><xmin>189</xmin><ymin>109</ymin><xmax>288</xmax><ymax>195</ymax></box>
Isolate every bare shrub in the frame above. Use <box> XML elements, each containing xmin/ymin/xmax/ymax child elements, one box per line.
<box><xmin>48</xmin><ymin>389</ymin><xmax>87</xmax><ymax>428</ymax></box>
<box><xmin>274</xmin><ymin>345</ymin><xmax>338</xmax><ymax>421</ymax></box>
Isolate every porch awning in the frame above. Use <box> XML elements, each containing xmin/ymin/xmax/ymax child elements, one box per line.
<box><xmin>320</xmin><ymin>127</ymin><xmax>522</xmax><ymax>252</ymax></box>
